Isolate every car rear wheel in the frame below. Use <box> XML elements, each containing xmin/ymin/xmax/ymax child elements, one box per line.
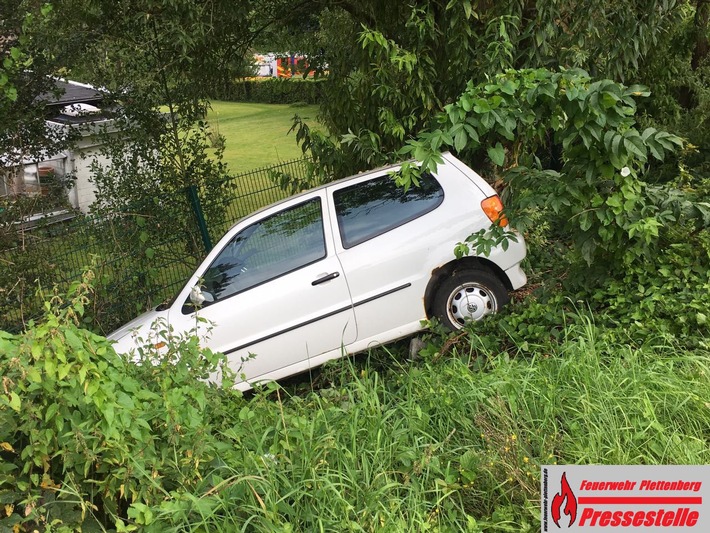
<box><xmin>432</xmin><ymin>268</ymin><xmax>509</xmax><ymax>330</ymax></box>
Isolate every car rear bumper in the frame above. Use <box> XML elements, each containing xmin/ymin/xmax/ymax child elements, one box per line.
<box><xmin>504</xmin><ymin>263</ymin><xmax>527</xmax><ymax>290</ymax></box>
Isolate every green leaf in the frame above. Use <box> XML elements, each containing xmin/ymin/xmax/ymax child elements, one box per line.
<box><xmin>624</xmin><ymin>84</ymin><xmax>650</xmax><ymax>97</ymax></box>
<box><xmin>646</xmin><ymin>139</ymin><xmax>664</xmax><ymax>161</ymax></box>
<box><xmin>562</xmin><ymin>131</ymin><xmax>579</xmax><ymax>150</ymax></box>
<box><xmin>579</xmin><ymin>129</ymin><xmax>592</xmax><ymax>149</ymax></box>
<box><xmin>64</xmin><ymin>329</ymin><xmax>83</xmax><ymax>351</ymax></box>
<box><xmin>480</xmin><ymin>112</ymin><xmax>495</xmax><ymax>130</ymax></box>
<box><xmin>641</xmin><ymin>127</ymin><xmax>657</xmax><ymax>141</ymax></box>
<box><xmin>611</xmin><ymin>134</ymin><xmax>623</xmax><ymax>158</ymax></box>
<box><xmin>601</xmin><ymin>92</ymin><xmax>619</xmax><ymax>108</ymax></box>
<box><xmin>462</xmin><ymin>0</ymin><xmax>473</xmax><ymax>19</ymax></box>
<box><xmin>538</xmin><ymin>81</ymin><xmax>555</xmax><ymax>98</ymax></box>
<box><xmin>8</xmin><ymin>392</ymin><xmax>21</xmax><ymax>412</ymax></box>
<box><xmin>623</xmin><ymin>134</ymin><xmax>647</xmax><ymax>160</ymax></box>
<box><xmin>31</xmin><ymin>342</ymin><xmax>42</xmax><ymax>360</ymax></box>
<box><xmin>454</xmin><ymin>129</ymin><xmax>468</xmax><ymax>152</ymax></box>
<box><xmin>579</xmin><ymin>212</ymin><xmax>593</xmax><ymax>231</ymax></box>
<box><xmin>600</xmin><ymin>164</ymin><xmax>615</xmax><ymax>180</ymax></box>
<box><xmin>654</xmin><ymin>131</ymin><xmax>683</xmax><ymax>150</ymax></box>
<box><xmin>606</xmin><ymin>195</ymin><xmax>622</xmax><ymax>208</ymax></box>
<box><xmin>500</xmin><ymin>79</ymin><xmax>518</xmax><ymax>95</ymax></box>
<box><xmin>487</xmin><ymin>143</ymin><xmax>506</xmax><ymax>166</ymax></box>
<box><xmin>58</xmin><ymin>363</ymin><xmax>72</xmax><ymax>380</ymax></box>
<box><xmin>27</xmin><ymin>367</ymin><xmax>41</xmax><ymax>382</ymax></box>
<box><xmin>463</xmin><ymin>123</ymin><xmax>480</xmax><ymax>143</ymax></box>
<box><xmin>104</xmin><ymin>404</ymin><xmax>115</xmax><ymax>425</ymax></box>
<box><xmin>45</xmin><ymin>403</ymin><xmax>60</xmax><ymax>422</ymax></box>
<box><xmin>44</xmin><ymin>358</ymin><xmax>57</xmax><ymax>378</ymax></box>
<box><xmin>473</xmin><ymin>99</ymin><xmax>491</xmax><ymax>113</ymax></box>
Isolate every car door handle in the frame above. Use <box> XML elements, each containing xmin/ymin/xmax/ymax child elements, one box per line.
<box><xmin>312</xmin><ymin>272</ymin><xmax>340</xmax><ymax>285</ymax></box>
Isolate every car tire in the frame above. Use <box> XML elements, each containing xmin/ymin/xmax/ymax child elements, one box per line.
<box><xmin>432</xmin><ymin>268</ymin><xmax>509</xmax><ymax>330</ymax></box>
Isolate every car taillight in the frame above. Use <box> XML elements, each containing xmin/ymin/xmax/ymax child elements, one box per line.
<box><xmin>481</xmin><ymin>195</ymin><xmax>508</xmax><ymax>227</ymax></box>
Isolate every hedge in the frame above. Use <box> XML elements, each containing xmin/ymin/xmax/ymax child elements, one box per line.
<box><xmin>212</xmin><ymin>78</ymin><xmax>325</xmax><ymax>105</ymax></box>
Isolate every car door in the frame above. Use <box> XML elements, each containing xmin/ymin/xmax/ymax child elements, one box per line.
<box><xmin>327</xmin><ymin>170</ymin><xmax>448</xmax><ymax>342</ymax></box>
<box><xmin>168</xmin><ymin>192</ymin><xmax>357</xmax><ymax>387</ymax></box>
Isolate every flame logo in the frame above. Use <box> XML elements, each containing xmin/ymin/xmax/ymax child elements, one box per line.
<box><xmin>551</xmin><ymin>472</ymin><xmax>578</xmax><ymax>528</ymax></box>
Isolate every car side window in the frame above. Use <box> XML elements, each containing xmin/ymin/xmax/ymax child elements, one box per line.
<box><xmin>334</xmin><ymin>172</ymin><xmax>444</xmax><ymax>249</ymax></box>
<box><xmin>195</xmin><ymin>198</ymin><xmax>326</xmax><ymax>308</ymax></box>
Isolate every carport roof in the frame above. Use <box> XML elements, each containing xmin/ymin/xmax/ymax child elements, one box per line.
<box><xmin>40</xmin><ymin>79</ymin><xmax>104</xmax><ymax>107</ymax></box>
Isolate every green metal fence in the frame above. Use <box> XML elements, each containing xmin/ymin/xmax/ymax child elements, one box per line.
<box><xmin>0</xmin><ymin>158</ymin><xmax>312</xmax><ymax>334</ymax></box>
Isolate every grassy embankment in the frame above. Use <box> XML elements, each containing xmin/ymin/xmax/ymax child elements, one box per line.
<box><xmin>145</xmin><ymin>317</ymin><xmax>710</xmax><ymax>530</ymax></box>
<box><xmin>5</xmin><ymin>296</ymin><xmax>708</xmax><ymax>531</ymax></box>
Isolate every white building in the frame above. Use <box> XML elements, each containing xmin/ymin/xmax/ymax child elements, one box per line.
<box><xmin>1</xmin><ymin>79</ymin><xmax>118</xmax><ymax>218</ymax></box>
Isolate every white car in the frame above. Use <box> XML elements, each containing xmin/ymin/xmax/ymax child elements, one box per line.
<box><xmin>109</xmin><ymin>153</ymin><xmax>527</xmax><ymax>390</ymax></box>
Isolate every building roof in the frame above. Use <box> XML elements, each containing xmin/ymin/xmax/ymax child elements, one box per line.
<box><xmin>39</xmin><ymin>79</ymin><xmax>111</xmax><ymax>125</ymax></box>
<box><xmin>40</xmin><ymin>79</ymin><xmax>105</xmax><ymax>107</ymax></box>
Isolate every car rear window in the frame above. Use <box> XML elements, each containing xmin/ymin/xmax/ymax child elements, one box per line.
<box><xmin>333</xmin><ymin>172</ymin><xmax>444</xmax><ymax>249</ymax></box>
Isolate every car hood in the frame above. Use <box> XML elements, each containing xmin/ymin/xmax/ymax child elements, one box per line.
<box><xmin>107</xmin><ymin>307</ymin><xmax>169</xmax><ymax>353</ymax></box>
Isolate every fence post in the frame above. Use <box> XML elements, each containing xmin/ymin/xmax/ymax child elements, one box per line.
<box><xmin>186</xmin><ymin>185</ymin><xmax>213</xmax><ymax>254</ymax></box>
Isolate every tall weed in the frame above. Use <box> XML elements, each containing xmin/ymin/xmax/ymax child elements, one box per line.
<box><xmin>2</xmin><ymin>275</ymin><xmax>707</xmax><ymax>531</ymax></box>
<box><xmin>134</xmin><ymin>313</ymin><xmax>709</xmax><ymax>531</ymax></box>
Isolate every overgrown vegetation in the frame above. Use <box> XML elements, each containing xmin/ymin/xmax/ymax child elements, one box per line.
<box><xmin>0</xmin><ymin>3</ymin><xmax>72</xmax><ymax>163</ymax></box>
<box><xmin>1</xmin><ymin>278</ymin><xmax>708</xmax><ymax>531</ymax></box>
<box><xmin>286</xmin><ymin>1</ymin><xmax>691</xmax><ymax>176</ymax></box>
<box><xmin>2</xmin><ymin>0</ymin><xmax>710</xmax><ymax>530</ymax></box>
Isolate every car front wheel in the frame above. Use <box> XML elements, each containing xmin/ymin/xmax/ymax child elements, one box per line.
<box><xmin>432</xmin><ymin>268</ymin><xmax>509</xmax><ymax>330</ymax></box>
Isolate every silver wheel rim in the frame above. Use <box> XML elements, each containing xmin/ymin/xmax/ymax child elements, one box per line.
<box><xmin>446</xmin><ymin>282</ymin><xmax>497</xmax><ymax>327</ymax></box>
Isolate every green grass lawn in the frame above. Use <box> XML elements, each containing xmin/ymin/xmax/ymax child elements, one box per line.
<box><xmin>207</xmin><ymin>101</ymin><xmax>320</xmax><ymax>174</ymax></box>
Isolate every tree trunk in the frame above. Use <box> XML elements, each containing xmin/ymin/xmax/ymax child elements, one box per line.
<box><xmin>692</xmin><ymin>0</ymin><xmax>710</xmax><ymax>70</ymax></box>
<box><xmin>679</xmin><ymin>0</ymin><xmax>709</xmax><ymax>109</ymax></box>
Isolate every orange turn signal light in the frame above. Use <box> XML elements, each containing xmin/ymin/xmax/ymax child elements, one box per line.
<box><xmin>481</xmin><ymin>195</ymin><xmax>508</xmax><ymax>227</ymax></box>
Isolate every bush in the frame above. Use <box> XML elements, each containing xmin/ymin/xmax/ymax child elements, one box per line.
<box><xmin>213</xmin><ymin>78</ymin><xmax>324</xmax><ymax>104</ymax></box>
<box><xmin>0</xmin><ymin>273</ymin><xmax>241</xmax><ymax>531</ymax></box>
